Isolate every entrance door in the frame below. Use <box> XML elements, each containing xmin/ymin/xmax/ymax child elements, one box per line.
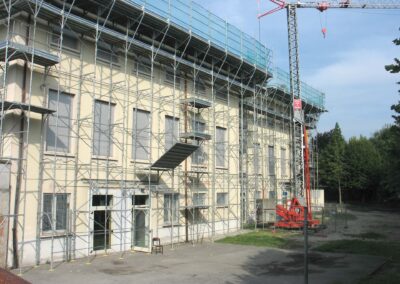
<box><xmin>133</xmin><ymin>209</ymin><xmax>150</xmax><ymax>252</ymax></box>
<box><xmin>93</xmin><ymin>210</ymin><xmax>111</xmax><ymax>251</ymax></box>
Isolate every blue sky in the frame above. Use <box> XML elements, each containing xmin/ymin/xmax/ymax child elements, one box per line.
<box><xmin>196</xmin><ymin>0</ymin><xmax>399</xmax><ymax>139</ymax></box>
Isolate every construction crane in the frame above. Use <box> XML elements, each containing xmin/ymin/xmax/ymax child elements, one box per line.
<box><xmin>258</xmin><ymin>0</ymin><xmax>400</xmax><ymax>228</ymax></box>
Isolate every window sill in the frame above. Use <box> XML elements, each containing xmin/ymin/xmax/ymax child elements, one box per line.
<box><xmin>41</xmin><ymin>232</ymin><xmax>72</xmax><ymax>239</ymax></box>
<box><xmin>216</xmin><ymin>205</ymin><xmax>229</xmax><ymax>208</ymax></box>
<box><xmin>44</xmin><ymin>152</ymin><xmax>75</xmax><ymax>158</ymax></box>
<box><xmin>216</xmin><ymin>166</ymin><xmax>228</xmax><ymax>170</ymax></box>
<box><xmin>50</xmin><ymin>44</ymin><xmax>81</xmax><ymax>55</ymax></box>
<box><xmin>92</xmin><ymin>156</ymin><xmax>118</xmax><ymax>162</ymax></box>
<box><xmin>130</xmin><ymin>160</ymin><xmax>151</xmax><ymax>165</ymax></box>
<box><xmin>162</xmin><ymin>223</ymin><xmax>180</xmax><ymax>228</ymax></box>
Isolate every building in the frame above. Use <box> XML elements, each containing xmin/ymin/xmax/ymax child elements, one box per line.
<box><xmin>0</xmin><ymin>0</ymin><xmax>325</xmax><ymax>268</ymax></box>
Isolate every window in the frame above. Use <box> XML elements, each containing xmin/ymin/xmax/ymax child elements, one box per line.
<box><xmin>192</xmin><ymin>121</ymin><xmax>206</xmax><ymax>164</ymax></box>
<box><xmin>164</xmin><ymin>193</ymin><xmax>179</xmax><ymax>224</ymax></box>
<box><xmin>46</xmin><ymin>90</ymin><xmax>72</xmax><ymax>152</ymax></box>
<box><xmin>51</xmin><ymin>29</ymin><xmax>79</xmax><ymax>51</ymax></box>
<box><xmin>96</xmin><ymin>42</ymin><xmax>119</xmax><ymax>65</ymax></box>
<box><xmin>92</xmin><ymin>195</ymin><xmax>113</xmax><ymax>206</ymax></box>
<box><xmin>216</xmin><ymin>88</ymin><xmax>228</xmax><ymax>101</ymax></box>
<box><xmin>93</xmin><ymin>100</ymin><xmax>114</xmax><ymax>157</ymax></box>
<box><xmin>217</xmin><ymin>192</ymin><xmax>228</xmax><ymax>206</ymax></box>
<box><xmin>216</xmin><ymin>127</ymin><xmax>226</xmax><ymax>167</ymax></box>
<box><xmin>194</xmin><ymin>79</ymin><xmax>206</xmax><ymax>96</ymax></box>
<box><xmin>42</xmin><ymin>193</ymin><xmax>68</xmax><ymax>232</ymax></box>
<box><xmin>253</xmin><ymin>143</ymin><xmax>260</xmax><ymax>175</ymax></box>
<box><xmin>165</xmin><ymin>116</ymin><xmax>179</xmax><ymax>150</ymax></box>
<box><xmin>135</xmin><ymin>57</ymin><xmax>152</xmax><ymax>77</ymax></box>
<box><xmin>133</xmin><ymin>195</ymin><xmax>149</xmax><ymax>206</ymax></box>
<box><xmin>133</xmin><ymin>109</ymin><xmax>151</xmax><ymax>160</ymax></box>
<box><xmin>268</xmin><ymin>145</ymin><xmax>275</xmax><ymax>176</ymax></box>
<box><xmin>165</xmin><ymin>67</ymin><xmax>181</xmax><ymax>87</ymax></box>
<box><xmin>193</xmin><ymin>193</ymin><xmax>206</xmax><ymax>206</ymax></box>
<box><xmin>281</xmin><ymin>148</ymin><xmax>286</xmax><ymax>177</ymax></box>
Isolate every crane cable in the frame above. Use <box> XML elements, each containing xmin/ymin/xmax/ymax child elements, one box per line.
<box><xmin>319</xmin><ymin>9</ymin><xmax>328</xmax><ymax>38</ymax></box>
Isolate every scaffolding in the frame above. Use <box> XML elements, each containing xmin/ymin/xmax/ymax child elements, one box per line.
<box><xmin>0</xmin><ymin>0</ymin><xmax>325</xmax><ymax>271</ymax></box>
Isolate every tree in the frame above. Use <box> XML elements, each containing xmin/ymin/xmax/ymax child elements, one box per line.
<box><xmin>371</xmin><ymin>126</ymin><xmax>400</xmax><ymax>201</ymax></box>
<box><xmin>318</xmin><ymin>123</ymin><xmax>346</xmax><ymax>203</ymax></box>
<box><xmin>343</xmin><ymin>136</ymin><xmax>381</xmax><ymax>202</ymax></box>
<box><xmin>385</xmin><ymin>31</ymin><xmax>400</xmax><ymax>127</ymax></box>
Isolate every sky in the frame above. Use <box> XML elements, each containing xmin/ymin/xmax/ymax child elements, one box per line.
<box><xmin>196</xmin><ymin>0</ymin><xmax>399</xmax><ymax>139</ymax></box>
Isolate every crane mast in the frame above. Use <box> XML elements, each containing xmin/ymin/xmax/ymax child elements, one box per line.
<box><xmin>259</xmin><ymin>0</ymin><xmax>400</xmax><ymax>205</ymax></box>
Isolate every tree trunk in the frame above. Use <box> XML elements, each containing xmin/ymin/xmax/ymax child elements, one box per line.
<box><xmin>338</xmin><ymin>179</ymin><xmax>342</xmax><ymax>205</ymax></box>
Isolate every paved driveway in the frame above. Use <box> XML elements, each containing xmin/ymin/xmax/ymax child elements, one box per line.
<box><xmin>19</xmin><ymin>242</ymin><xmax>383</xmax><ymax>284</ymax></box>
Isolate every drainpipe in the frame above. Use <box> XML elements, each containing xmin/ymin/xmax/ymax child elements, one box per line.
<box><xmin>12</xmin><ymin>14</ymin><xmax>30</xmax><ymax>269</ymax></box>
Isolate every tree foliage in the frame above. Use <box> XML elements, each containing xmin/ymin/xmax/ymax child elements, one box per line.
<box><xmin>317</xmin><ymin>123</ymin><xmax>345</xmax><ymax>202</ymax></box>
<box><xmin>343</xmin><ymin>136</ymin><xmax>381</xmax><ymax>202</ymax></box>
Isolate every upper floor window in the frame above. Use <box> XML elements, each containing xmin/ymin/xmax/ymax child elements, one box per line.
<box><xmin>51</xmin><ymin>28</ymin><xmax>79</xmax><ymax>51</ymax></box>
<box><xmin>46</xmin><ymin>90</ymin><xmax>73</xmax><ymax>153</ymax></box>
<box><xmin>165</xmin><ymin>116</ymin><xmax>179</xmax><ymax>150</ymax></box>
<box><xmin>132</xmin><ymin>109</ymin><xmax>151</xmax><ymax>160</ymax></box>
<box><xmin>165</xmin><ymin>67</ymin><xmax>181</xmax><ymax>87</ymax></box>
<box><xmin>268</xmin><ymin>145</ymin><xmax>275</xmax><ymax>176</ymax></box>
<box><xmin>281</xmin><ymin>148</ymin><xmax>287</xmax><ymax>177</ymax></box>
<box><xmin>216</xmin><ymin>127</ymin><xmax>226</xmax><ymax>167</ymax></box>
<box><xmin>134</xmin><ymin>57</ymin><xmax>152</xmax><ymax>77</ymax></box>
<box><xmin>93</xmin><ymin>100</ymin><xmax>115</xmax><ymax>157</ymax></box>
<box><xmin>96</xmin><ymin>42</ymin><xmax>119</xmax><ymax>65</ymax></box>
<box><xmin>195</xmin><ymin>79</ymin><xmax>206</xmax><ymax>96</ymax></box>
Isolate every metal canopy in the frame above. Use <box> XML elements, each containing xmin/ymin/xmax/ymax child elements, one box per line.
<box><xmin>0</xmin><ymin>41</ymin><xmax>60</xmax><ymax>66</ymax></box>
<box><xmin>1</xmin><ymin>101</ymin><xmax>55</xmax><ymax>115</ymax></box>
<box><xmin>180</xmin><ymin>98</ymin><xmax>212</xmax><ymax>109</ymax></box>
<box><xmin>151</xmin><ymin>142</ymin><xmax>199</xmax><ymax>169</ymax></box>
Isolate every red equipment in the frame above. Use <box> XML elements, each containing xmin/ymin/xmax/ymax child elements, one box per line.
<box><xmin>275</xmin><ymin>127</ymin><xmax>320</xmax><ymax>229</ymax></box>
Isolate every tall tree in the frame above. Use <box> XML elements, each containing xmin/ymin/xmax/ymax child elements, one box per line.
<box><xmin>343</xmin><ymin>136</ymin><xmax>381</xmax><ymax>202</ymax></box>
<box><xmin>385</xmin><ymin>31</ymin><xmax>400</xmax><ymax>127</ymax></box>
<box><xmin>318</xmin><ymin>123</ymin><xmax>346</xmax><ymax>203</ymax></box>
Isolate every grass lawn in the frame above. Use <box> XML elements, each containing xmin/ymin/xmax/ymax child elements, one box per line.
<box><xmin>216</xmin><ymin>230</ymin><xmax>299</xmax><ymax>249</ymax></box>
<box><xmin>314</xmin><ymin>239</ymin><xmax>400</xmax><ymax>284</ymax></box>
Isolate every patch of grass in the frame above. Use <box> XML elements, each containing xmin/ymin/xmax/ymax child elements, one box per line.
<box><xmin>216</xmin><ymin>230</ymin><xmax>298</xmax><ymax>249</ymax></box>
<box><xmin>314</xmin><ymin>239</ymin><xmax>400</xmax><ymax>261</ymax></box>
<box><xmin>345</xmin><ymin>231</ymin><xmax>386</xmax><ymax>240</ymax></box>
<box><xmin>334</xmin><ymin>212</ymin><xmax>357</xmax><ymax>220</ymax></box>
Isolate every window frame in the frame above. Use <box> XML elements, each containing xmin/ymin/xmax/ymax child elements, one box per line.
<box><xmin>165</xmin><ymin>115</ymin><xmax>180</xmax><ymax>150</ymax></box>
<box><xmin>163</xmin><ymin>193</ymin><xmax>179</xmax><ymax>225</ymax></box>
<box><xmin>132</xmin><ymin>108</ymin><xmax>151</xmax><ymax>161</ymax></box>
<box><xmin>50</xmin><ymin>28</ymin><xmax>80</xmax><ymax>53</ymax></box>
<box><xmin>281</xmin><ymin>147</ymin><xmax>287</xmax><ymax>177</ymax></box>
<box><xmin>216</xmin><ymin>127</ymin><xmax>227</xmax><ymax>167</ymax></box>
<box><xmin>93</xmin><ymin>100</ymin><xmax>115</xmax><ymax>158</ymax></box>
<box><xmin>46</xmin><ymin>89</ymin><xmax>73</xmax><ymax>153</ymax></box>
<box><xmin>42</xmin><ymin>193</ymin><xmax>69</xmax><ymax>233</ymax></box>
<box><xmin>216</xmin><ymin>192</ymin><xmax>228</xmax><ymax>207</ymax></box>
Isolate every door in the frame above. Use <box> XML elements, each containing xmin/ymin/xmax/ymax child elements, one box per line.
<box><xmin>133</xmin><ymin>209</ymin><xmax>150</xmax><ymax>252</ymax></box>
<box><xmin>93</xmin><ymin>210</ymin><xmax>111</xmax><ymax>251</ymax></box>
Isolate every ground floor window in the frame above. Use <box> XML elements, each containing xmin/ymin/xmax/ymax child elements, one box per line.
<box><xmin>164</xmin><ymin>193</ymin><xmax>179</xmax><ymax>224</ymax></box>
<box><xmin>42</xmin><ymin>193</ymin><xmax>69</xmax><ymax>232</ymax></box>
